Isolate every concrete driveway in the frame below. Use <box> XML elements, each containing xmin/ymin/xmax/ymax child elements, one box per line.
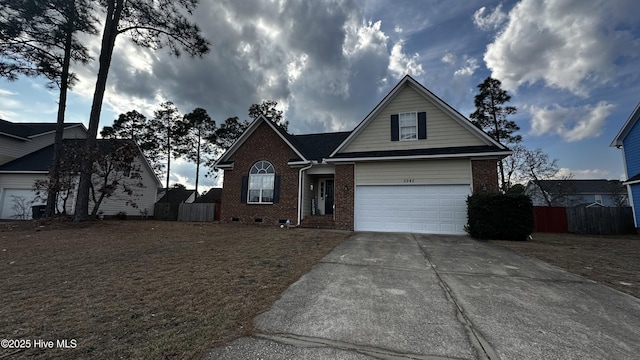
<box><xmin>205</xmin><ymin>232</ymin><xmax>640</xmax><ymax>359</ymax></box>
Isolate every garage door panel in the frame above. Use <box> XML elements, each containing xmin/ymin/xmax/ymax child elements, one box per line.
<box><xmin>355</xmin><ymin>185</ymin><xmax>469</xmax><ymax>235</ymax></box>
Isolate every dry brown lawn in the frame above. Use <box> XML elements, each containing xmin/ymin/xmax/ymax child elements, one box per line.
<box><xmin>0</xmin><ymin>220</ymin><xmax>350</xmax><ymax>359</ymax></box>
<box><xmin>490</xmin><ymin>232</ymin><xmax>640</xmax><ymax>299</ymax></box>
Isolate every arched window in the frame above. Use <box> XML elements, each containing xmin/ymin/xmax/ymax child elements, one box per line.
<box><xmin>248</xmin><ymin>161</ymin><xmax>275</xmax><ymax>203</ymax></box>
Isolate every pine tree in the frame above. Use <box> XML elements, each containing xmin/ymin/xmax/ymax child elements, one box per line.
<box><xmin>470</xmin><ymin>76</ymin><xmax>520</xmax><ymax>191</ymax></box>
<box><xmin>175</xmin><ymin>108</ymin><xmax>216</xmax><ymax>195</ymax></box>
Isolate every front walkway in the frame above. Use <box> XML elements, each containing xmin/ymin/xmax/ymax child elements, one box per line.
<box><xmin>205</xmin><ymin>232</ymin><xmax>640</xmax><ymax>359</ymax></box>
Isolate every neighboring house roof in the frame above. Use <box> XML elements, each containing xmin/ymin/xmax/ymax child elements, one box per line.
<box><xmin>530</xmin><ymin>179</ymin><xmax>626</xmax><ymax>195</ymax></box>
<box><xmin>611</xmin><ymin>100</ymin><xmax>640</xmax><ymax>147</ymax></box>
<box><xmin>0</xmin><ymin>119</ymin><xmax>85</xmax><ymax>141</ymax></box>
<box><xmin>330</xmin><ymin>74</ymin><xmax>510</xmax><ymax>157</ymax></box>
<box><xmin>194</xmin><ymin>188</ymin><xmax>222</xmax><ymax>203</ymax></box>
<box><xmin>0</xmin><ymin>144</ymin><xmax>53</xmax><ymax>172</ymax></box>
<box><xmin>157</xmin><ymin>189</ymin><xmax>197</xmax><ymax>204</ymax></box>
<box><xmin>0</xmin><ymin>139</ymin><xmax>162</xmax><ymax>187</ymax></box>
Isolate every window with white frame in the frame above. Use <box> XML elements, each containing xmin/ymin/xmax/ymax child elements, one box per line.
<box><xmin>248</xmin><ymin>161</ymin><xmax>275</xmax><ymax>203</ymax></box>
<box><xmin>399</xmin><ymin>112</ymin><xmax>417</xmax><ymax>140</ymax></box>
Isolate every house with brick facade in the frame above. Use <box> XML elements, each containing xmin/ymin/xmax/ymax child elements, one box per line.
<box><xmin>214</xmin><ymin>75</ymin><xmax>510</xmax><ymax>234</ymax></box>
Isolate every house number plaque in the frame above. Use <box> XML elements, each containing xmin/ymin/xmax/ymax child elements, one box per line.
<box><xmin>403</xmin><ymin>179</ymin><xmax>415</xmax><ymax>183</ymax></box>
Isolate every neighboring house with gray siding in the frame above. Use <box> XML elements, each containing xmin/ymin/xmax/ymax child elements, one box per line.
<box><xmin>0</xmin><ymin>120</ymin><xmax>160</xmax><ymax>219</ymax></box>
<box><xmin>524</xmin><ymin>179</ymin><xmax>628</xmax><ymax>207</ymax></box>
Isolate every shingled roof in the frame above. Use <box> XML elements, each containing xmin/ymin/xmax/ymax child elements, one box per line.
<box><xmin>0</xmin><ymin>119</ymin><xmax>84</xmax><ymax>140</ymax></box>
<box><xmin>290</xmin><ymin>132</ymin><xmax>351</xmax><ymax>161</ymax></box>
<box><xmin>535</xmin><ymin>179</ymin><xmax>626</xmax><ymax>194</ymax></box>
<box><xmin>0</xmin><ymin>139</ymin><xmax>136</xmax><ymax>172</ymax></box>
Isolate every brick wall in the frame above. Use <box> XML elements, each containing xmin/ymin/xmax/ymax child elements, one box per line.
<box><xmin>471</xmin><ymin>159</ymin><xmax>499</xmax><ymax>193</ymax></box>
<box><xmin>334</xmin><ymin>163</ymin><xmax>354</xmax><ymax>230</ymax></box>
<box><xmin>220</xmin><ymin>121</ymin><xmax>299</xmax><ymax>225</ymax></box>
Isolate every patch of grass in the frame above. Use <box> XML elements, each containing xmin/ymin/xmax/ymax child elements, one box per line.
<box><xmin>490</xmin><ymin>232</ymin><xmax>640</xmax><ymax>299</ymax></box>
<box><xmin>0</xmin><ymin>221</ymin><xmax>349</xmax><ymax>359</ymax></box>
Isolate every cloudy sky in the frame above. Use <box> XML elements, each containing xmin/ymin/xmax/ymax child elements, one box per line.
<box><xmin>2</xmin><ymin>0</ymin><xmax>640</xmax><ymax>191</ymax></box>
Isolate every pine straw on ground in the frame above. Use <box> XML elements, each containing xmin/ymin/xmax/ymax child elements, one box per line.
<box><xmin>489</xmin><ymin>232</ymin><xmax>640</xmax><ymax>299</ymax></box>
<box><xmin>0</xmin><ymin>220</ymin><xmax>350</xmax><ymax>359</ymax></box>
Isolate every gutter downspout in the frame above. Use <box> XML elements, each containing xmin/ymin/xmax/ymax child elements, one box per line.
<box><xmin>297</xmin><ymin>163</ymin><xmax>313</xmax><ymax>226</ymax></box>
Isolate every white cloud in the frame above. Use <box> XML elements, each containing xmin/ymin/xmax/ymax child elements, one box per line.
<box><xmin>441</xmin><ymin>52</ymin><xmax>456</xmax><ymax>64</ymax></box>
<box><xmin>343</xmin><ymin>20</ymin><xmax>388</xmax><ymax>58</ymax></box>
<box><xmin>0</xmin><ymin>89</ymin><xmax>17</xmax><ymax>96</ymax></box>
<box><xmin>484</xmin><ymin>0</ymin><xmax>640</xmax><ymax>95</ymax></box>
<box><xmin>388</xmin><ymin>41</ymin><xmax>424</xmax><ymax>78</ymax></box>
<box><xmin>530</xmin><ymin>102</ymin><xmax>615</xmax><ymax>142</ymax></box>
<box><xmin>453</xmin><ymin>57</ymin><xmax>478</xmax><ymax>77</ymax></box>
<box><xmin>472</xmin><ymin>4</ymin><xmax>507</xmax><ymax>31</ymax></box>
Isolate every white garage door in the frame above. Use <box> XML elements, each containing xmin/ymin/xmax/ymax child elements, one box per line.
<box><xmin>0</xmin><ymin>189</ymin><xmax>43</xmax><ymax>220</ymax></box>
<box><xmin>355</xmin><ymin>185</ymin><xmax>470</xmax><ymax>234</ymax></box>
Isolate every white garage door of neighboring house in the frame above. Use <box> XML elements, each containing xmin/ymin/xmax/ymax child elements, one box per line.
<box><xmin>0</xmin><ymin>189</ymin><xmax>43</xmax><ymax>220</ymax></box>
<box><xmin>355</xmin><ymin>185</ymin><xmax>470</xmax><ymax>234</ymax></box>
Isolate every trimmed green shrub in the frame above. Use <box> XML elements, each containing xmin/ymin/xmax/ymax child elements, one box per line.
<box><xmin>466</xmin><ymin>193</ymin><xmax>534</xmax><ymax>240</ymax></box>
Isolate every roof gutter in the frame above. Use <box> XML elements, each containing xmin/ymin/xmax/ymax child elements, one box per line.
<box><xmin>297</xmin><ymin>163</ymin><xmax>313</xmax><ymax>226</ymax></box>
<box><xmin>324</xmin><ymin>151</ymin><xmax>512</xmax><ymax>163</ymax></box>
<box><xmin>0</xmin><ymin>170</ymin><xmax>48</xmax><ymax>174</ymax></box>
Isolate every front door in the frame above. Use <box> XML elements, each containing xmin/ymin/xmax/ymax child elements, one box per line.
<box><xmin>325</xmin><ymin>180</ymin><xmax>334</xmax><ymax>215</ymax></box>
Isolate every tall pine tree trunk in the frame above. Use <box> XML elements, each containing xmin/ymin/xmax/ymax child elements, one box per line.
<box><xmin>195</xmin><ymin>132</ymin><xmax>201</xmax><ymax>196</ymax></box>
<box><xmin>165</xmin><ymin>132</ymin><xmax>171</xmax><ymax>199</ymax></box>
<box><xmin>45</xmin><ymin>7</ymin><xmax>74</xmax><ymax>217</ymax></box>
<box><xmin>74</xmin><ymin>0</ymin><xmax>123</xmax><ymax>221</ymax></box>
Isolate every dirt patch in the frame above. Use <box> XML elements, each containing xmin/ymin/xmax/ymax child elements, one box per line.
<box><xmin>490</xmin><ymin>232</ymin><xmax>640</xmax><ymax>299</ymax></box>
<box><xmin>0</xmin><ymin>220</ymin><xmax>350</xmax><ymax>359</ymax></box>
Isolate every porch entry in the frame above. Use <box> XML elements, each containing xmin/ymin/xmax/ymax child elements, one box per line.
<box><xmin>315</xmin><ymin>178</ymin><xmax>334</xmax><ymax>215</ymax></box>
<box><xmin>325</xmin><ymin>180</ymin><xmax>334</xmax><ymax>215</ymax></box>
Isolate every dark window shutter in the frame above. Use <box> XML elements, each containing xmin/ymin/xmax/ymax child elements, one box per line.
<box><xmin>418</xmin><ymin>111</ymin><xmax>427</xmax><ymax>139</ymax></box>
<box><xmin>240</xmin><ymin>176</ymin><xmax>248</xmax><ymax>203</ymax></box>
<box><xmin>390</xmin><ymin>114</ymin><xmax>399</xmax><ymax>141</ymax></box>
<box><xmin>273</xmin><ymin>175</ymin><xmax>281</xmax><ymax>203</ymax></box>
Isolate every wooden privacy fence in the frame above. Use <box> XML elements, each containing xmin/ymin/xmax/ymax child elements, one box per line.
<box><xmin>533</xmin><ymin>206</ymin><xmax>568</xmax><ymax>233</ymax></box>
<box><xmin>534</xmin><ymin>206</ymin><xmax>635</xmax><ymax>234</ymax></box>
<box><xmin>154</xmin><ymin>203</ymin><xmax>179</xmax><ymax>221</ymax></box>
<box><xmin>566</xmin><ymin>206</ymin><xmax>634</xmax><ymax>235</ymax></box>
<box><xmin>177</xmin><ymin>203</ymin><xmax>216</xmax><ymax>222</ymax></box>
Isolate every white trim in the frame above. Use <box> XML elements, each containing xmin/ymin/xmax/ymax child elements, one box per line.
<box><xmin>0</xmin><ymin>132</ymin><xmax>30</xmax><ymax>141</ymax></box>
<box><xmin>0</xmin><ymin>171</ymin><xmax>48</xmax><ymax>174</ymax></box>
<box><xmin>214</xmin><ymin>163</ymin><xmax>234</xmax><ymax>170</ymax></box>
<box><xmin>627</xmin><ymin>184</ymin><xmax>638</xmax><ymax>227</ymax></box>
<box><xmin>297</xmin><ymin>163</ymin><xmax>313</xmax><ymax>225</ymax></box>
<box><xmin>30</xmin><ymin>123</ymin><xmax>87</xmax><ymax>139</ymax></box>
<box><xmin>611</xmin><ymin>101</ymin><xmax>640</xmax><ymax>147</ymax></box>
<box><xmin>288</xmin><ymin>160</ymin><xmax>312</xmax><ymax>166</ymax></box>
<box><xmin>623</xmin><ymin>178</ymin><xmax>640</xmax><ymax>186</ymax></box>
<box><xmin>398</xmin><ymin>111</ymin><xmax>418</xmax><ymax>141</ymax></box>
<box><xmin>354</xmin><ymin>181</ymin><xmax>470</xmax><ymax>186</ymax></box>
<box><xmin>325</xmin><ymin>151</ymin><xmax>512</xmax><ymax>163</ymax></box>
<box><xmin>330</xmin><ymin>75</ymin><xmax>508</xmax><ymax>157</ymax></box>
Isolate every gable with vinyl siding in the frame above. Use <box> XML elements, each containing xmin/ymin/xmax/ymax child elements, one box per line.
<box><xmin>342</xmin><ymin>84</ymin><xmax>485</xmax><ymax>154</ymax></box>
<box><xmin>0</xmin><ymin>125</ymin><xmax>87</xmax><ymax>165</ymax></box>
